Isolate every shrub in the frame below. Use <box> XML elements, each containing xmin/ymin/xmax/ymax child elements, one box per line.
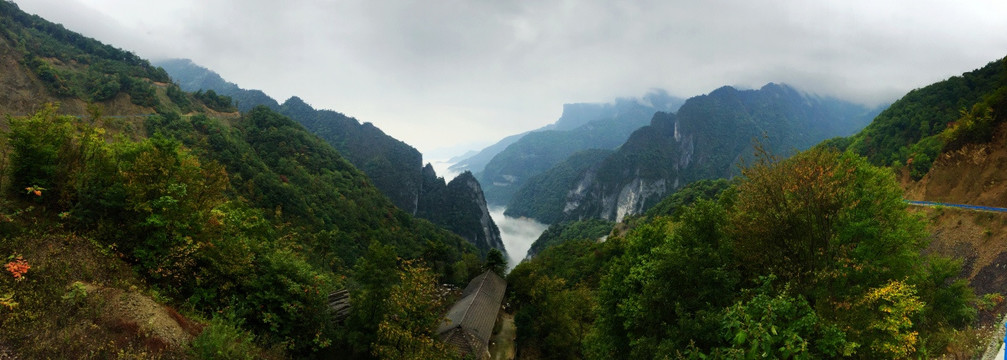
<box><xmin>189</xmin><ymin>314</ymin><xmax>259</xmax><ymax>360</ymax></box>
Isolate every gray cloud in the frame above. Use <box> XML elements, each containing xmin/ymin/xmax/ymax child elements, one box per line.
<box><xmin>13</xmin><ymin>0</ymin><xmax>1007</xmax><ymax>156</ymax></box>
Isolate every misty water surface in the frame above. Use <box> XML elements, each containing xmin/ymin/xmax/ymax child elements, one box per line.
<box><xmin>489</xmin><ymin>207</ymin><xmax>549</xmax><ymax>271</ymax></box>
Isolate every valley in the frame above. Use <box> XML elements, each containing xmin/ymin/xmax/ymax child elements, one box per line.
<box><xmin>0</xmin><ymin>1</ymin><xmax>1006</xmax><ymax>359</ymax></box>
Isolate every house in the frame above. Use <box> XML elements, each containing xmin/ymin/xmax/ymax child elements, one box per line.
<box><xmin>437</xmin><ymin>270</ymin><xmax>507</xmax><ymax>360</ymax></box>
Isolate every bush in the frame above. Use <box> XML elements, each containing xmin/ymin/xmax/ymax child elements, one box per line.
<box><xmin>189</xmin><ymin>314</ymin><xmax>259</xmax><ymax>360</ymax></box>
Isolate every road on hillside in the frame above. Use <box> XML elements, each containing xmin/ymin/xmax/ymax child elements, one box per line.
<box><xmin>905</xmin><ymin>200</ymin><xmax>1007</xmax><ymax>213</ymax></box>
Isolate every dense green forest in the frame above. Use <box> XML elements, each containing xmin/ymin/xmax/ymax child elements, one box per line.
<box><xmin>508</xmin><ymin>147</ymin><xmax>979</xmax><ymax>359</ymax></box>
<box><xmin>0</xmin><ymin>3</ymin><xmax>488</xmax><ymax>358</ymax></box>
<box><xmin>525</xmin><ymin>218</ymin><xmax>614</xmax><ymax>259</ymax></box>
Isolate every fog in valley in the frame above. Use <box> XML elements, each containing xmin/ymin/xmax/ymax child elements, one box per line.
<box><xmin>490</xmin><ymin>207</ymin><xmax>549</xmax><ymax>271</ymax></box>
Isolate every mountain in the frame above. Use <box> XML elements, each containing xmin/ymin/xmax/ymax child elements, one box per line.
<box><xmin>156</xmin><ymin>58</ymin><xmax>279</xmax><ymax>112</ymax></box>
<box><xmin>476</xmin><ymin>92</ymin><xmax>684</xmax><ymax>205</ymax></box>
<box><xmin>448</xmin><ymin>131</ymin><xmax>528</xmax><ymax>175</ymax></box>
<box><xmin>0</xmin><ymin>3</ymin><xmax>485</xmax><ymax>357</ymax></box>
<box><xmin>417</xmin><ymin>166</ymin><xmax>504</xmax><ymax>253</ymax></box>
<box><xmin>0</xmin><ymin>2</ymin><xmax>176</xmax><ymax>117</ymax></box>
<box><xmin>550</xmin><ymin>83</ymin><xmax>879</xmax><ymax>222</ymax></box>
<box><xmin>156</xmin><ymin>59</ymin><xmax>504</xmax><ymax>255</ymax></box>
<box><xmin>450</xmin><ymin>91</ymin><xmax>683</xmax><ymax>177</ymax></box>
<box><xmin>837</xmin><ymin>57</ymin><xmax>1007</xmax><ymax>179</ymax></box>
<box><xmin>830</xmin><ymin>56</ymin><xmax>1007</xmax><ymax>307</ymax></box>
<box><xmin>504</xmin><ymin>149</ymin><xmax>614</xmax><ymax>224</ymax></box>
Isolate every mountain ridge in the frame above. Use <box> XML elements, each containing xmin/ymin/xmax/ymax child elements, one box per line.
<box><xmin>157</xmin><ymin>58</ymin><xmax>505</xmax><ymax>255</ymax></box>
<box><xmin>530</xmin><ymin>83</ymin><xmax>879</xmax><ymax>223</ymax></box>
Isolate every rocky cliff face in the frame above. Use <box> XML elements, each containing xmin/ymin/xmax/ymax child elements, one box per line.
<box><xmin>558</xmin><ymin>84</ymin><xmax>878</xmax><ymax>222</ymax></box>
<box><xmin>417</xmin><ymin>166</ymin><xmax>505</xmax><ymax>255</ymax></box>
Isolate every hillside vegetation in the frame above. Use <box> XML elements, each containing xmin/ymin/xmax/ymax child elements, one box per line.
<box><xmin>836</xmin><ymin>57</ymin><xmax>1007</xmax><ymax>179</ymax></box>
<box><xmin>158</xmin><ymin>59</ymin><xmax>505</xmax><ymax>255</ymax></box>
<box><xmin>508</xmin><ymin>55</ymin><xmax>1007</xmax><ymax>360</ymax></box>
<box><xmin>508</xmin><ymin>147</ymin><xmax>978</xmax><ymax>359</ymax></box>
<box><xmin>0</xmin><ymin>3</ymin><xmax>487</xmax><ymax>358</ymax></box>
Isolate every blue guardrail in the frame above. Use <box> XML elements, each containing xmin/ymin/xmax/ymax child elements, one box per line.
<box><xmin>905</xmin><ymin>200</ymin><xmax>1007</xmax><ymax>213</ymax></box>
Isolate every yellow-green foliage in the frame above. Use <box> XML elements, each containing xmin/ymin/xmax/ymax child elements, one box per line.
<box><xmin>857</xmin><ymin>280</ymin><xmax>924</xmax><ymax>358</ymax></box>
<box><xmin>372</xmin><ymin>260</ymin><xmax>457</xmax><ymax>360</ymax></box>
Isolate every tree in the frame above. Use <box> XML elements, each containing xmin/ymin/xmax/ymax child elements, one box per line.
<box><xmin>731</xmin><ymin>146</ymin><xmax>924</xmax><ymax>303</ymax></box>
<box><xmin>588</xmin><ymin>200</ymin><xmax>738</xmax><ymax>359</ymax></box>
<box><xmin>484</xmin><ymin>248</ymin><xmax>507</xmax><ymax>276</ymax></box>
<box><xmin>372</xmin><ymin>260</ymin><xmax>457</xmax><ymax>360</ymax></box>
<box><xmin>340</xmin><ymin>241</ymin><xmax>398</xmax><ymax>358</ymax></box>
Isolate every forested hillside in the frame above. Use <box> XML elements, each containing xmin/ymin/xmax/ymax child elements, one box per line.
<box><xmin>508</xmin><ymin>147</ymin><xmax>979</xmax><ymax>359</ymax></box>
<box><xmin>0</xmin><ymin>3</ymin><xmax>488</xmax><ymax>358</ymax></box>
<box><xmin>416</xmin><ymin>166</ymin><xmax>504</xmax><ymax>253</ymax></box>
<box><xmin>0</xmin><ymin>2</ymin><xmax>182</xmax><ymax>117</ymax></box>
<box><xmin>507</xmin><ymin>55</ymin><xmax>1007</xmax><ymax>360</ymax></box>
<box><xmin>830</xmin><ymin>57</ymin><xmax>1007</xmax><ymax>179</ymax></box>
<box><xmin>156</xmin><ymin>58</ymin><xmax>279</xmax><ymax>112</ymax></box>
<box><xmin>157</xmin><ymin>59</ymin><xmax>505</xmax><ymax>254</ymax></box>
<box><xmin>478</xmin><ymin>92</ymin><xmax>683</xmax><ymax>205</ymax></box>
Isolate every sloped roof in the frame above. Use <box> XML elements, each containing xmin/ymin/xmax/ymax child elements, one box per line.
<box><xmin>438</xmin><ymin>270</ymin><xmax>507</xmax><ymax>358</ymax></box>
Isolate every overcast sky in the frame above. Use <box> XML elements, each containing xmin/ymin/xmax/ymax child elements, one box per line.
<box><xmin>13</xmin><ymin>0</ymin><xmax>1007</xmax><ymax>158</ymax></box>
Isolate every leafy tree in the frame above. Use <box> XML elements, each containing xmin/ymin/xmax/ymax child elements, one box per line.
<box><xmin>695</xmin><ymin>278</ymin><xmax>851</xmax><ymax>359</ymax></box>
<box><xmin>372</xmin><ymin>260</ymin><xmax>458</xmax><ymax>360</ymax></box>
<box><xmin>340</xmin><ymin>242</ymin><xmax>398</xmax><ymax>358</ymax></box>
<box><xmin>853</xmin><ymin>280</ymin><xmax>924</xmax><ymax>358</ymax></box>
<box><xmin>484</xmin><ymin>248</ymin><xmax>507</xmax><ymax>276</ymax></box>
<box><xmin>588</xmin><ymin>200</ymin><xmax>738</xmax><ymax>359</ymax></box>
<box><xmin>6</xmin><ymin>104</ymin><xmax>72</xmax><ymax>201</ymax></box>
<box><xmin>731</xmin><ymin>146</ymin><xmax>923</xmax><ymax>301</ymax></box>
<box><xmin>194</xmin><ymin>89</ymin><xmax>236</xmax><ymax>112</ymax></box>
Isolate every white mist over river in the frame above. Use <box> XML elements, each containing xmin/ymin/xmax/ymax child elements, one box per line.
<box><xmin>489</xmin><ymin>207</ymin><xmax>549</xmax><ymax>271</ymax></box>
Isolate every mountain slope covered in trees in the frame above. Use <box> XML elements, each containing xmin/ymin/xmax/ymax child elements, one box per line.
<box><xmin>156</xmin><ymin>58</ymin><xmax>504</xmax><ymax>255</ymax></box>
<box><xmin>0</xmin><ymin>3</ymin><xmax>488</xmax><ymax>358</ymax></box>
<box><xmin>507</xmin><ymin>147</ymin><xmax>978</xmax><ymax>359</ymax></box>
<box><xmin>828</xmin><ymin>57</ymin><xmax>1007</xmax><ymax>179</ymax></box>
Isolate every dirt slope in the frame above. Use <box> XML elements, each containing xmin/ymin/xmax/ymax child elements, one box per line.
<box><xmin>905</xmin><ymin>122</ymin><xmax>1007</xmax><ymax>329</ymax></box>
<box><xmin>905</xmin><ymin>123</ymin><xmax>1007</xmax><ymax>207</ymax></box>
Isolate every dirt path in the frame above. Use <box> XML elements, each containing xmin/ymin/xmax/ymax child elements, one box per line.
<box><xmin>489</xmin><ymin>311</ymin><xmax>516</xmax><ymax>360</ymax></box>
